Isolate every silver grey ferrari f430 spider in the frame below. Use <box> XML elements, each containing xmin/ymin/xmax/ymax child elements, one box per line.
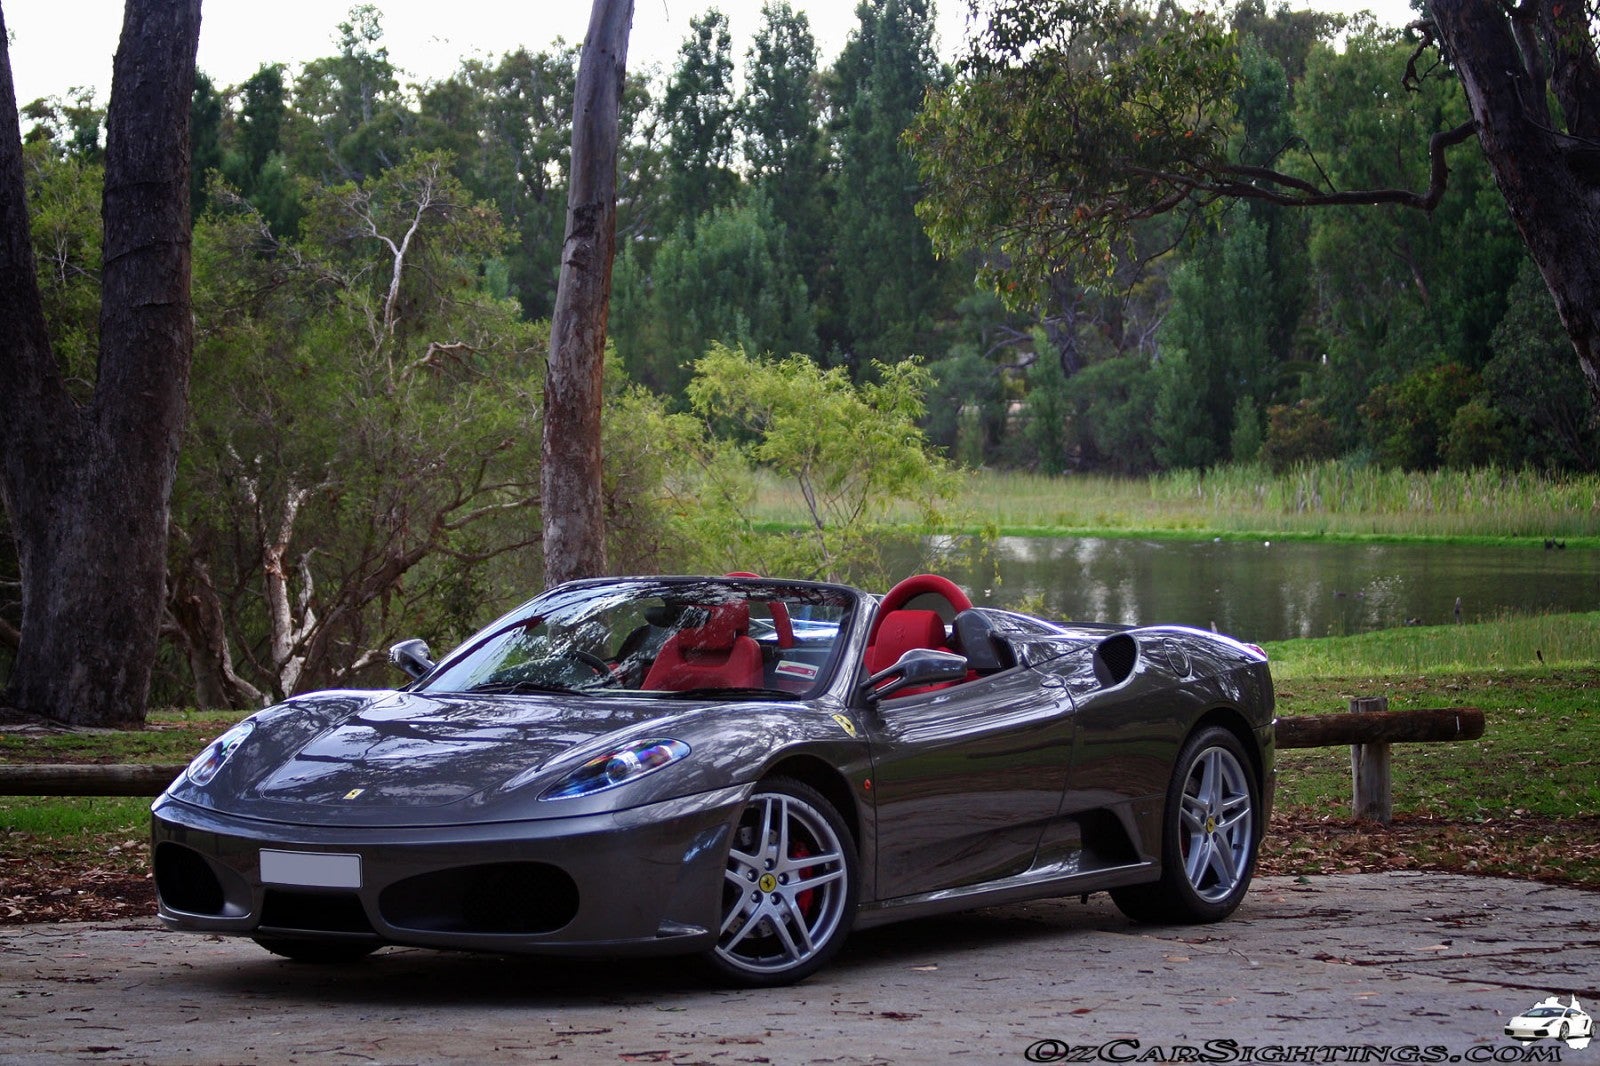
<box><xmin>152</xmin><ymin>573</ymin><xmax>1275</xmax><ymax>986</ymax></box>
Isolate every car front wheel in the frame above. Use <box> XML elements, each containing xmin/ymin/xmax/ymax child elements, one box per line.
<box><xmin>1112</xmin><ymin>725</ymin><xmax>1260</xmax><ymax>924</ymax></box>
<box><xmin>704</xmin><ymin>777</ymin><xmax>857</xmax><ymax>987</ymax></box>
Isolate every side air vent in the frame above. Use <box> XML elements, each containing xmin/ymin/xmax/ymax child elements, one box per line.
<box><xmin>1092</xmin><ymin>634</ymin><xmax>1139</xmax><ymax>687</ymax></box>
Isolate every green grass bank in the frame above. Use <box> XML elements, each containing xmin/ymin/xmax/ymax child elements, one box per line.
<box><xmin>752</xmin><ymin>463</ymin><xmax>1600</xmax><ymax>545</ymax></box>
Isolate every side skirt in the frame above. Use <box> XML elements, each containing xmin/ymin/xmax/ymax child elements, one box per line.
<box><xmin>852</xmin><ymin>858</ymin><xmax>1157</xmax><ymax>930</ymax></box>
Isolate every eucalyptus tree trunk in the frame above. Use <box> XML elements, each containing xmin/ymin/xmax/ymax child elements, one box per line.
<box><xmin>1429</xmin><ymin>0</ymin><xmax>1600</xmax><ymax>405</ymax></box>
<box><xmin>541</xmin><ymin>0</ymin><xmax>633</xmax><ymax>588</ymax></box>
<box><xmin>0</xmin><ymin>0</ymin><xmax>202</xmax><ymax>726</ymax></box>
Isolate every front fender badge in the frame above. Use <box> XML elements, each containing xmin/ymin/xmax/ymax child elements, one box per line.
<box><xmin>343</xmin><ymin>788</ymin><xmax>366</xmax><ymax>800</ymax></box>
<box><xmin>831</xmin><ymin>713</ymin><xmax>858</xmax><ymax>738</ymax></box>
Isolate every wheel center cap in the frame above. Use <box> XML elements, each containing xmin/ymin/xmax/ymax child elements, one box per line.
<box><xmin>1205</xmin><ymin>816</ymin><xmax>1217</xmax><ymax>834</ymax></box>
<box><xmin>758</xmin><ymin>873</ymin><xmax>778</xmax><ymax>893</ymax></box>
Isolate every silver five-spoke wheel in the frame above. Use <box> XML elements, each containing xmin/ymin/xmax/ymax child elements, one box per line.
<box><xmin>1178</xmin><ymin>744</ymin><xmax>1254</xmax><ymax>903</ymax></box>
<box><xmin>1112</xmin><ymin>725</ymin><xmax>1260</xmax><ymax>924</ymax></box>
<box><xmin>706</xmin><ymin>778</ymin><xmax>856</xmax><ymax>986</ymax></box>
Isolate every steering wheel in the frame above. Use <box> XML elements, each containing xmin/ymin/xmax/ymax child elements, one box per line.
<box><xmin>866</xmin><ymin>574</ymin><xmax>973</xmax><ymax>646</ymax></box>
<box><xmin>566</xmin><ymin>649</ymin><xmax>621</xmax><ymax>686</ymax></box>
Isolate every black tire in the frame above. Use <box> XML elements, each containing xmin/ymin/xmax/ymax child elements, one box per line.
<box><xmin>1559</xmin><ymin>1022</ymin><xmax>1570</xmax><ymax>1039</ymax></box>
<box><xmin>253</xmin><ymin>937</ymin><xmax>381</xmax><ymax>964</ymax></box>
<box><xmin>1112</xmin><ymin>725</ymin><xmax>1260</xmax><ymax>924</ymax></box>
<box><xmin>702</xmin><ymin>777</ymin><xmax>858</xmax><ymax>987</ymax></box>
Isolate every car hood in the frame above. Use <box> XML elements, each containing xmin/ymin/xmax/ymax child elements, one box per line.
<box><xmin>168</xmin><ymin>688</ymin><xmax>751</xmax><ymax>827</ymax></box>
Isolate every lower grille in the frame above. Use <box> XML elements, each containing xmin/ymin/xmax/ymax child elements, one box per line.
<box><xmin>380</xmin><ymin>862</ymin><xmax>579</xmax><ymax>935</ymax></box>
<box><xmin>260</xmin><ymin>889</ymin><xmax>374</xmax><ymax>935</ymax></box>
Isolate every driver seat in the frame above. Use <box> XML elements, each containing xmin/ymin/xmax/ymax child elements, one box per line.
<box><xmin>864</xmin><ymin>610</ymin><xmax>951</xmax><ymax>676</ymax></box>
<box><xmin>643</xmin><ymin>602</ymin><xmax>764</xmax><ymax>691</ymax></box>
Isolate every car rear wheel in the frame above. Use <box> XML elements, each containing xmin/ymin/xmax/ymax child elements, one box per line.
<box><xmin>704</xmin><ymin>777</ymin><xmax>857</xmax><ymax>987</ymax></box>
<box><xmin>1112</xmin><ymin>725</ymin><xmax>1259</xmax><ymax>924</ymax></box>
<box><xmin>253</xmin><ymin>936</ymin><xmax>380</xmax><ymax>964</ymax></box>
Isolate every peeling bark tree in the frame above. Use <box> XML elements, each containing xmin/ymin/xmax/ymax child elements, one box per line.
<box><xmin>0</xmin><ymin>0</ymin><xmax>203</xmax><ymax>726</ymax></box>
<box><xmin>541</xmin><ymin>0</ymin><xmax>633</xmax><ymax>587</ymax></box>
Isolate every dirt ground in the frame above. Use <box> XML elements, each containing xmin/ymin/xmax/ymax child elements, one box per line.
<box><xmin>3</xmin><ymin>872</ymin><xmax>1597</xmax><ymax>1065</ymax></box>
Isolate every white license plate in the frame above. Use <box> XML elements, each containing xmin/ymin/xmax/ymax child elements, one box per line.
<box><xmin>259</xmin><ymin>849</ymin><xmax>362</xmax><ymax>889</ymax></box>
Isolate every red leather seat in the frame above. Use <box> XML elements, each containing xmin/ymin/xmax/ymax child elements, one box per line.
<box><xmin>864</xmin><ymin>609</ymin><xmax>950</xmax><ymax>676</ymax></box>
<box><xmin>643</xmin><ymin>602</ymin><xmax>764</xmax><ymax>691</ymax></box>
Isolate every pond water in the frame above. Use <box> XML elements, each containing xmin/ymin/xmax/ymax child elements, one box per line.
<box><xmin>922</xmin><ymin>537</ymin><xmax>1600</xmax><ymax>643</ymax></box>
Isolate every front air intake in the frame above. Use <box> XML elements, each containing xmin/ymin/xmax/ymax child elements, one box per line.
<box><xmin>154</xmin><ymin>842</ymin><xmax>227</xmax><ymax>916</ymax></box>
<box><xmin>379</xmin><ymin>862</ymin><xmax>579</xmax><ymax>935</ymax></box>
<box><xmin>259</xmin><ymin>890</ymin><xmax>374</xmax><ymax>935</ymax></box>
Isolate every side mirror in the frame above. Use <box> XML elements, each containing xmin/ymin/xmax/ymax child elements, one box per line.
<box><xmin>388</xmin><ymin>638</ymin><xmax>436</xmax><ymax>681</ymax></box>
<box><xmin>861</xmin><ymin>648</ymin><xmax>968</xmax><ymax>703</ymax></box>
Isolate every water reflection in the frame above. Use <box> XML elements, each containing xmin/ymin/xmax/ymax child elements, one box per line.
<box><xmin>916</xmin><ymin>537</ymin><xmax>1600</xmax><ymax>643</ymax></box>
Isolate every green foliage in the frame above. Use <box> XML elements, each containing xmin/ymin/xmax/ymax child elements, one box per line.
<box><xmin>910</xmin><ymin>0</ymin><xmax>1240</xmax><ymax>298</ymax></box>
<box><xmin>172</xmin><ymin>149</ymin><xmax>548</xmax><ymax>700</ymax></box>
<box><xmin>832</xmin><ymin>0</ymin><xmax>947</xmax><ymax>362</ymax></box>
<box><xmin>419</xmin><ymin>46</ymin><xmax>576</xmax><ymax>320</ymax></box>
<box><xmin>1439</xmin><ymin>398</ymin><xmax>1511</xmax><ymax>470</ymax></box>
<box><xmin>613</xmin><ymin>191</ymin><xmax>817</xmax><ymax>394</ymax></box>
<box><xmin>21</xmin><ymin>141</ymin><xmax>101</xmax><ymax>400</ymax></box>
<box><xmin>19</xmin><ymin>88</ymin><xmax>104</xmax><ymax>162</ymax></box>
<box><xmin>285</xmin><ymin>4</ymin><xmax>408</xmax><ymax>182</ymax></box>
<box><xmin>1159</xmin><ymin>205</ymin><xmax>1276</xmax><ymax>459</ymax></box>
<box><xmin>190</xmin><ymin>73</ymin><xmax>225</xmax><ymax>215</ymax></box>
<box><xmin>1061</xmin><ymin>352</ymin><xmax>1161</xmax><ymax>473</ymax></box>
<box><xmin>662</xmin><ymin>344</ymin><xmax>958</xmax><ymax>581</ymax></box>
<box><xmin>1361</xmin><ymin>363</ymin><xmax>1478</xmax><ymax>470</ymax></box>
<box><xmin>1482</xmin><ymin>259</ymin><xmax>1600</xmax><ymax>471</ymax></box>
<box><xmin>661</xmin><ymin>9</ymin><xmax>740</xmax><ymax>233</ymax></box>
<box><xmin>1229</xmin><ymin>395</ymin><xmax>1263</xmax><ymax>463</ymax></box>
<box><xmin>1294</xmin><ymin>31</ymin><xmax>1521</xmax><ymax>446</ymax></box>
<box><xmin>1021</xmin><ymin>346</ymin><xmax>1073</xmax><ymax>474</ymax></box>
<box><xmin>1152</xmin><ymin>349</ymin><xmax>1219</xmax><ymax>469</ymax></box>
<box><xmin>742</xmin><ymin>2</ymin><xmax>829</xmax><ymax>300</ymax></box>
<box><xmin>1259</xmin><ymin>399</ymin><xmax>1337</xmax><ymax>473</ymax></box>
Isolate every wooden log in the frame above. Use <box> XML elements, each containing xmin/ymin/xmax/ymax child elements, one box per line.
<box><xmin>1274</xmin><ymin>707</ymin><xmax>1484</xmax><ymax>749</ymax></box>
<box><xmin>0</xmin><ymin>764</ymin><xmax>184</xmax><ymax>796</ymax></box>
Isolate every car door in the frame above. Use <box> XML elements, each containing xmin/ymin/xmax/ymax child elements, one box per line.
<box><xmin>861</xmin><ymin>665</ymin><xmax>1076</xmax><ymax>900</ymax></box>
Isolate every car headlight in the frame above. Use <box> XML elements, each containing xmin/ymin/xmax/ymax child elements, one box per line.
<box><xmin>540</xmin><ymin>738</ymin><xmax>690</xmax><ymax>800</ymax></box>
<box><xmin>185</xmin><ymin>721</ymin><xmax>254</xmax><ymax>787</ymax></box>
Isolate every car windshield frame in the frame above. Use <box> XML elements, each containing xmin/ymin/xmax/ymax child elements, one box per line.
<box><xmin>414</xmin><ymin>577</ymin><xmax>862</xmax><ymax>701</ymax></box>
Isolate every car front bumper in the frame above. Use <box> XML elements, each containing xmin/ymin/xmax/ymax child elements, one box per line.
<box><xmin>150</xmin><ymin>783</ymin><xmax>748</xmax><ymax>958</ymax></box>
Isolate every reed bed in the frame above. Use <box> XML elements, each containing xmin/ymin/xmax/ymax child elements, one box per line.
<box><xmin>751</xmin><ymin>463</ymin><xmax>1600</xmax><ymax>542</ymax></box>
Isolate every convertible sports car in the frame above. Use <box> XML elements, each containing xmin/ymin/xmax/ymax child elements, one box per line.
<box><xmin>152</xmin><ymin>573</ymin><xmax>1275</xmax><ymax>986</ymax></box>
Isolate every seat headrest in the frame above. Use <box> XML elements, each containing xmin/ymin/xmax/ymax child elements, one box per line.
<box><xmin>872</xmin><ymin>610</ymin><xmax>946</xmax><ymax>659</ymax></box>
<box><xmin>675</xmin><ymin>602</ymin><xmax>750</xmax><ymax>651</ymax></box>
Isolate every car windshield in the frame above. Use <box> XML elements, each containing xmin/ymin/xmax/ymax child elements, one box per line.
<box><xmin>417</xmin><ymin>578</ymin><xmax>857</xmax><ymax>700</ymax></box>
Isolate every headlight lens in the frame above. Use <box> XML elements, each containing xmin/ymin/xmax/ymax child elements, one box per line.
<box><xmin>185</xmin><ymin>721</ymin><xmax>254</xmax><ymax>787</ymax></box>
<box><xmin>540</xmin><ymin>738</ymin><xmax>690</xmax><ymax>800</ymax></box>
